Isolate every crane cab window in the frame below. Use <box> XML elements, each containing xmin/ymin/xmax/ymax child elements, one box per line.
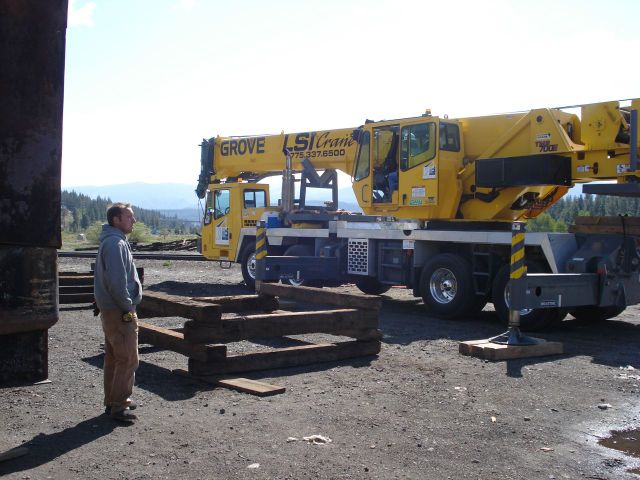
<box><xmin>353</xmin><ymin>131</ymin><xmax>371</xmax><ymax>181</ymax></box>
<box><xmin>400</xmin><ymin>123</ymin><xmax>436</xmax><ymax>170</ymax></box>
<box><xmin>244</xmin><ymin>189</ymin><xmax>266</xmax><ymax>208</ymax></box>
<box><xmin>214</xmin><ymin>189</ymin><xmax>230</xmax><ymax>219</ymax></box>
<box><xmin>439</xmin><ymin>123</ymin><xmax>460</xmax><ymax>152</ymax></box>
<box><xmin>204</xmin><ymin>190</ymin><xmax>215</xmax><ymax>225</ymax></box>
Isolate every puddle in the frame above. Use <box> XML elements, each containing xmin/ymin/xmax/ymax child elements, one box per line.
<box><xmin>600</xmin><ymin>428</ymin><xmax>640</xmax><ymax>458</ymax></box>
<box><xmin>599</xmin><ymin>428</ymin><xmax>640</xmax><ymax>476</ymax></box>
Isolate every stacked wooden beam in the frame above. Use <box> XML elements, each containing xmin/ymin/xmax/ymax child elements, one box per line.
<box><xmin>57</xmin><ymin>267</ymin><xmax>145</xmax><ymax>306</ymax></box>
<box><xmin>569</xmin><ymin>216</ymin><xmax>640</xmax><ymax>235</ymax></box>
<box><xmin>137</xmin><ymin>284</ymin><xmax>382</xmax><ymax>377</ymax></box>
<box><xmin>58</xmin><ymin>271</ymin><xmax>95</xmax><ymax>305</ymax></box>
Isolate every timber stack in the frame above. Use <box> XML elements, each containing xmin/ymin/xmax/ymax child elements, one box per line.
<box><xmin>58</xmin><ymin>267</ymin><xmax>144</xmax><ymax>306</ymax></box>
<box><xmin>137</xmin><ymin>284</ymin><xmax>382</xmax><ymax>376</ymax></box>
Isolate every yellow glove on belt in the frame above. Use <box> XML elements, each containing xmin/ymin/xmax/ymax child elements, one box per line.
<box><xmin>122</xmin><ymin>311</ymin><xmax>138</xmax><ymax>322</ymax></box>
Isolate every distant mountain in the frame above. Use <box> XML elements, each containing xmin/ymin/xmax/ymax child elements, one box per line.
<box><xmin>63</xmin><ymin>182</ymin><xmax>200</xmax><ymax>210</ymax></box>
<box><xmin>65</xmin><ymin>182</ymin><xmax>362</xmax><ymax>214</ymax></box>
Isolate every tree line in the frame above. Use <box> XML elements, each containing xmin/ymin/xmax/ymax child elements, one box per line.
<box><xmin>61</xmin><ymin>190</ymin><xmax>197</xmax><ymax>236</ymax></box>
<box><xmin>527</xmin><ymin>193</ymin><xmax>640</xmax><ymax>232</ymax></box>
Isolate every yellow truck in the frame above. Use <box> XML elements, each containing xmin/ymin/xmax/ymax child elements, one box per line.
<box><xmin>197</xmin><ymin>99</ymin><xmax>640</xmax><ymax>330</ymax></box>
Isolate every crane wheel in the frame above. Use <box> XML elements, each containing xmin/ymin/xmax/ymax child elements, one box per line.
<box><xmin>491</xmin><ymin>263</ymin><xmax>567</xmax><ymax>331</ymax></box>
<box><xmin>420</xmin><ymin>253</ymin><xmax>475</xmax><ymax>319</ymax></box>
<box><xmin>570</xmin><ymin>305</ymin><xmax>624</xmax><ymax>322</ymax></box>
<box><xmin>355</xmin><ymin>277</ymin><xmax>391</xmax><ymax>295</ymax></box>
<box><xmin>240</xmin><ymin>245</ymin><xmax>257</xmax><ymax>290</ymax></box>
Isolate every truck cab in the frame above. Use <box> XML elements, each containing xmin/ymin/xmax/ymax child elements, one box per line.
<box><xmin>200</xmin><ymin>183</ymin><xmax>274</xmax><ymax>270</ymax></box>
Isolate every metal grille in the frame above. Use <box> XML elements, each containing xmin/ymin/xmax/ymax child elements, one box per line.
<box><xmin>244</xmin><ymin>220</ymin><xmax>257</xmax><ymax>227</ymax></box>
<box><xmin>348</xmin><ymin>238</ymin><xmax>369</xmax><ymax>275</ymax></box>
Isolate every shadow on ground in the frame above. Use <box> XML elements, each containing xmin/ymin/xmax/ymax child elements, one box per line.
<box><xmin>0</xmin><ymin>416</ymin><xmax>118</xmax><ymax>476</ymax></box>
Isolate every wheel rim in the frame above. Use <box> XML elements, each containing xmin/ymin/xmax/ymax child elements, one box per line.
<box><xmin>247</xmin><ymin>252</ymin><xmax>257</xmax><ymax>280</ymax></box>
<box><xmin>430</xmin><ymin>267</ymin><xmax>457</xmax><ymax>304</ymax></box>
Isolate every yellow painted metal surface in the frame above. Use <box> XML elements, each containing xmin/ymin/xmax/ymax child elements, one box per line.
<box><xmin>200</xmin><ymin>99</ymin><xmax>639</xmax><ymax>261</ymax></box>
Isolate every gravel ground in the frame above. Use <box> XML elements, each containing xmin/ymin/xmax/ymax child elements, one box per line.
<box><xmin>1</xmin><ymin>257</ymin><xmax>639</xmax><ymax>479</ymax></box>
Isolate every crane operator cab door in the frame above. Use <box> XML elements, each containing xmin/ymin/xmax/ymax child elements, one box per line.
<box><xmin>353</xmin><ymin>118</ymin><xmax>462</xmax><ymax>218</ymax></box>
<box><xmin>397</xmin><ymin>120</ymin><xmax>440</xmax><ymax>211</ymax></box>
<box><xmin>352</xmin><ymin>124</ymin><xmax>402</xmax><ymax>208</ymax></box>
<box><xmin>202</xmin><ymin>186</ymin><xmax>236</xmax><ymax>261</ymax></box>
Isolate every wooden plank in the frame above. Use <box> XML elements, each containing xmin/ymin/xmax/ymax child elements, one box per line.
<box><xmin>216</xmin><ymin>378</ymin><xmax>285</xmax><ymax>396</ymax></box>
<box><xmin>569</xmin><ymin>216</ymin><xmax>640</xmax><ymax>235</ymax></box>
<box><xmin>138</xmin><ymin>290</ymin><xmax>221</xmax><ymax>323</ymax></box>
<box><xmin>194</xmin><ymin>294</ymin><xmax>279</xmax><ymax>313</ymax></box>
<box><xmin>459</xmin><ymin>338</ymin><xmax>563</xmax><ymax>361</ymax></box>
<box><xmin>172</xmin><ymin>369</ymin><xmax>286</xmax><ymax>396</ymax></box>
<box><xmin>258</xmin><ymin>283</ymin><xmax>381</xmax><ymax>311</ymax></box>
<box><xmin>58</xmin><ymin>271</ymin><xmax>93</xmax><ymax>276</ymax></box>
<box><xmin>573</xmin><ymin>216</ymin><xmax>640</xmax><ymax>226</ymax></box>
<box><xmin>188</xmin><ymin>339</ymin><xmax>381</xmax><ymax>375</ymax></box>
<box><xmin>59</xmin><ymin>275</ymin><xmax>93</xmax><ymax>286</ymax></box>
<box><xmin>183</xmin><ymin>309</ymin><xmax>379</xmax><ymax>343</ymax></box>
<box><xmin>59</xmin><ymin>285</ymin><xmax>93</xmax><ymax>294</ymax></box>
<box><xmin>58</xmin><ymin>293</ymin><xmax>94</xmax><ymax>304</ymax></box>
<box><xmin>138</xmin><ymin>321</ymin><xmax>226</xmax><ymax>362</ymax></box>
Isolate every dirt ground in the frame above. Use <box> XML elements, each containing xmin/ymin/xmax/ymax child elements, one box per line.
<box><xmin>1</xmin><ymin>256</ymin><xmax>639</xmax><ymax>479</ymax></box>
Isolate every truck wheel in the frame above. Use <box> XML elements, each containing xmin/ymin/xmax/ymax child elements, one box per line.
<box><xmin>420</xmin><ymin>253</ymin><xmax>475</xmax><ymax>319</ymax></box>
<box><xmin>282</xmin><ymin>244</ymin><xmax>321</xmax><ymax>287</ymax></box>
<box><xmin>570</xmin><ymin>305</ymin><xmax>624</xmax><ymax>322</ymax></box>
<box><xmin>491</xmin><ymin>264</ymin><xmax>566</xmax><ymax>331</ymax></box>
<box><xmin>355</xmin><ymin>277</ymin><xmax>391</xmax><ymax>295</ymax></box>
<box><xmin>240</xmin><ymin>245</ymin><xmax>257</xmax><ymax>290</ymax></box>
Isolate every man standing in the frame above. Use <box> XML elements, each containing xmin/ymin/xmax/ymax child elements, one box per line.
<box><xmin>94</xmin><ymin>203</ymin><xmax>142</xmax><ymax>423</ymax></box>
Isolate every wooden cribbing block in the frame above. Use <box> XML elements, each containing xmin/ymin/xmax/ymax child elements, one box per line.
<box><xmin>258</xmin><ymin>283</ymin><xmax>381</xmax><ymax>311</ymax></box>
<box><xmin>58</xmin><ymin>293</ymin><xmax>94</xmax><ymax>304</ymax></box>
<box><xmin>459</xmin><ymin>338</ymin><xmax>563</xmax><ymax>361</ymax></box>
<box><xmin>172</xmin><ymin>369</ymin><xmax>286</xmax><ymax>396</ymax></box>
<box><xmin>183</xmin><ymin>308</ymin><xmax>379</xmax><ymax>343</ymax></box>
<box><xmin>194</xmin><ymin>294</ymin><xmax>279</xmax><ymax>313</ymax></box>
<box><xmin>59</xmin><ymin>275</ymin><xmax>93</xmax><ymax>286</ymax></box>
<box><xmin>138</xmin><ymin>321</ymin><xmax>226</xmax><ymax>362</ymax></box>
<box><xmin>59</xmin><ymin>285</ymin><xmax>93</xmax><ymax>294</ymax></box>
<box><xmin>139</xmin><ymin>290</ymin><xmax>221</xmax><ymax>323</ymax></box>
<box><xmin>188</xmin><ymin>339</ymin><xmax>381</xmax><ymax>375</ymax></box>
<box><xmin>569</xmin><ymin>216</ymin><xmax>640</xmax><ymax>235</ymax></box>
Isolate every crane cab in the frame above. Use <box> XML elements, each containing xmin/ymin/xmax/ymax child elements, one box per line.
<box><xmin>351</xmin><ymin>116</ymin><xmax>464</xmax><ymax>220</ymax></box>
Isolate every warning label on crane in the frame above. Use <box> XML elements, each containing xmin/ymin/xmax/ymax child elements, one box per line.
<box><xmin>423</xmin><ymin>162</ymin><xmax>436</xmax><ymax>179</ymax></box>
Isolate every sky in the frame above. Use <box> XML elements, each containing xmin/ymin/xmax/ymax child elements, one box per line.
<box><xmin>63</xmin><ymin>0</ymin><xmax>640</xmax><ymax>189</ymax></box>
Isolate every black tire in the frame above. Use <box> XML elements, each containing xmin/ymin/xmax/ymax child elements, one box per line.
<box><xmin>420</xmin><ymin>253</ymin><xmax>475</xmax><ymax>319</ymax></box>
<box><xmin>240</xmin><ymin>245</ymin><xmax>257</xmax><ymax>290</ymax></box>
<box><xmin>282</xmin><ymin>244</ymin><xmax>321</xmax><ymax>287</ymax></box>
<box><xmin>355</xmin><ymin>276</ymin><xmax>392</xmax><ymax>295</ymax></box>
<box><xmin>570</xmin><ymin>305</ymin><xmax>624</xmax><ymax>322</ymax></box>
<box><xmin>491</xmin><ymin>263</ymin><xmax>567</xmax><ymax>331</ymax></box>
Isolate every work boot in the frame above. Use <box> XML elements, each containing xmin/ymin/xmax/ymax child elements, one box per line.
<box><xmin>105</xmin><ymin>401</ymin><xmax>137</xmax><ymax>415</ymax></box>
<box><xmin>110</xmin><ymin>408</ymin><xmax>137</xmax><ymax>423</ymax></box>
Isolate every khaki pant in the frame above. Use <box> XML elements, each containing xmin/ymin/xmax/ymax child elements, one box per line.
<box><xmin>100</xmin><ymin>309</ymin><xmax>139</xmax><ymax>413</ymax></box>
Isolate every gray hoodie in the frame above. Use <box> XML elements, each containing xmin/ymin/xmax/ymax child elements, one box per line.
<box><xmin>94</xmin><ymin>224</ymin><xmax>142</xmax><ymax>312</ymax></box>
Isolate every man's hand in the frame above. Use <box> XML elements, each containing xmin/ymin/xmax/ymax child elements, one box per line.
<box><xmin>122</xmin><ymin>311</ymin><xmax>138</xmax><ymax>322</ymax></box>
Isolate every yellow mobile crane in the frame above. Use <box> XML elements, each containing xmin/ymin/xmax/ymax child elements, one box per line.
<box><xmin>197</xmin><ymin>99</ymin><xmax>640</xmax><ymax>330</ymax></box>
